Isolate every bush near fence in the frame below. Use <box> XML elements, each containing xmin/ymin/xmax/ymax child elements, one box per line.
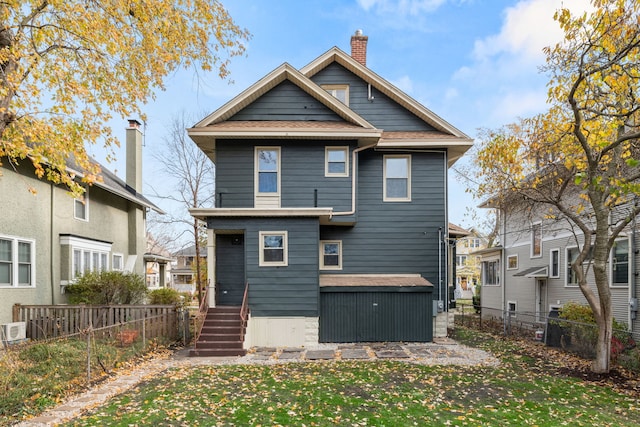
<box><xmin>454</xmin><ymin>302</ymin><xmax>638</xmax><ymax>362</ymax></box>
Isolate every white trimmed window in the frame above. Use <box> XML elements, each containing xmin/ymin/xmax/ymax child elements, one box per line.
<box><xmin>483</xmin><ymin>259</ymin><xmax>500</xmax><ymax>286</ymax></box>
<box><xmin>61</xmin><ymin>235</ymin><xmax>111</xmax><ymax>280</ymax></box>
<box><xmin>0</xmin><ymin>235</ymin><xmax>35</xmax><ymax>287</ymax></box>
<box><xmin>320</xmin><ymin>241</ymin><xmax>342</xmax><ymax>270</ymax></box>
<box><xmin>550</xmin><ymin>249</ymin><xmax>560</xmax><ymax>278</ymax></box>
<box><xmin>112</xmin><ymin>254</ymin><xmax>124</xmax><ymax>271</ymax></box>
<box><xmin>384</xmin><ymin>155</ymin><xmax>411</xmax><ymax>201</ymax></box>
<box><xmin>611</xmin><ymin>238</ymin><xmax>629</xmax><ymax>287</ymax></box>
<box><xmin>74</xmin><ymin>187</ymin><xmax>89</xmax><ymax>221</ymax></box>
<box><xmin>531</xmin><ymin>222</ymin><xmax>542</xmax><ymax>257</ymax></box>
<box><xmin>507</xmin><ymin>301</ymin><xmax>517</xmax><ymax>318</ymax></box>
<box><xmin>259</xmin><ymin>231</ymin><xmax>288</xmax><ymax>267</ymax></box>
<box><xmin>325</xmin><ymin>147</ymin><xmax>349</xmax><ymax>177</ymax></box>
<box><xmin>255</xmin><ymin>147</ymin><xmax>281</xmax><ymax>208</ymax></box>
<box><xmin>456</xmin><ymin>255</ymin><xmax>467</xmax><ymax>267</ymax></box>
<box><xmin>566</xmin><ymin>246</ymin><xmax>591</xmax><ymax>287</ymax></box>
<box><xmin>507</xmin><ymin>255</ymin><xmax>518</xmax><ymax>270</ymax></box>
<box><xmin>321</xmin><ymin>85</ymin><xmax>349</xmax><ymax>105</ymax></box>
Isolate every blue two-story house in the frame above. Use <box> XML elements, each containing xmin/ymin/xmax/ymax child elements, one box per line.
<box><xmin>188</xmin><ymin>32</ymin><xmax>472</xmax><ymax>354</ymax></box>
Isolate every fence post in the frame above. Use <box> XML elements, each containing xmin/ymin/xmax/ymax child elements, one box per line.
<box><xmin>86</xmin><ymin>330</ymin><xmax>91</xmax><ymax>384</ymax></box>
<box><xmin>507</xmin><ymin>309</ymin><xmax>512</xmax><ymax>336</ymax></box>
<box><xmin>479</xmin><ymin>306</ymin><xmax>482</xmax><ymax>331</ymax></box>
<box><xmin>142</xmin><ymin>315</ymin><xmax>146</xmax><ymax>349</ymax></box>
<box><xmin>12</xmin><ymin>303</ymin><xmax>21</xmax><ymax>322</ymax></box>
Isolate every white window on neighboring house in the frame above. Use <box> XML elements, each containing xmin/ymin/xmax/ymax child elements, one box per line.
<box><xmin>0</xmin><ymin>235</ymin><xmax>35</xmax><ymax>287</ymax></box>
<box><xmin>383</xmin><ymin>155</ymin><xmax>411</xmax><ymax>201</ymax></box>
<box><xmin>566</xmin><ymin>246</ymin><xmax>592</xmax><ymax>287</ymax></box>
<box><xmin>550</xmin><ymin>249</ymin><xmax>560</xmax><ymax>278</ymax></box>
<box><xmin>112</xmin><ymin>254</ymin><xmax>124</xmax><ymax>271</ymax></box>
<box><xmin>483</xmin><ymin>260</ymin><xmax>500</xmax><ymax>286</ymax></box>
<box><xmin>74</xmin><ymin>187</ymin><xmax>89</xmax><ymax>221</ymax></box>
<box><xmin>61</xmin><ymin>235</ymin><xmax>111</xmax><ymax>280</ymax></box>
<box><xmin>456</xmin><ymin>255</ymin><xmax>467</xmax><ymax>267</ymax></box>
<box><xmin>507</xmin><ymin>255</ymin><xmax>518</xmax><ymax>270</ymax></box>
<box><xmin>611</xmin><ymin>238</ymin><xmax>629</xmax><ymax>287</ymax></box>
<box><xmin>325</xmin><ymin>147</ymin><xmax>349</xmax><ymax>177</ymax></box>
<box><xmin>320</xmin><ymin>241</ymin><xmax>342</xmax><ymax>270</ymax></box>
<box><xmin>507</xmin><ymin>301</ymin><xmax>517</xmax><ymax>318</ymax></box>
<box><xmin>259</xmin><ymin>231</ymin><xmax>288</xmax><ymax>267</ymax></box>
<box><xmin>531</xmin><ymin>222</ymin><xmax>542</xmax><ymax>257</ymax></box>
<box><xmin>321</xmin><ymin>84</ymin><xmax>349</xmax><ymax>105</ymax></box>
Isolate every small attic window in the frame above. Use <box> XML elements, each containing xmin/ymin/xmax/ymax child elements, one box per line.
<box><xmin>321</xmin><ymin>85</ymin><xmax>349</xmax><ymax>106</ymax></box>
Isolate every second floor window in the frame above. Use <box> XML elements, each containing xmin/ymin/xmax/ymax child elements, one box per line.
<box><xmin>550</xmin><ymin>249</ymin><xmax>560</xmax><ymax>278</ymax></box>
<box><xmin>384</xmin><ymin>155</ymin><xmax>411</xmax><ymax>201</ymax></box>
<box><xmin>74</xmin><ymin>187</ymin><xmax>89</xmax><ymax>221</ymax></box>
<box><xmin>531</xmin><ymin>222</ymin><xmax>542</xmax><ymax>257</ymax></box>
<box><xmin>325</xmin><ymin>147</ymin><xmax>349</xmax><ymax>177</ymax></box>
<box><xmin>256</xmin><ymin>148</ymin><xmax>279</xmax><ymax>194</ymax></box>
<box><xmin>456</xmin><ymin>255</ymin><xmax>467</xmax><ymax>267</ymax></box>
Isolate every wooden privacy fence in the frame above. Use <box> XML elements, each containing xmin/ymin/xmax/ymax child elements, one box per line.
<box><xmin>12</xmin><ymin>304</ymin><xmax>179</xmax><ymax>341</ymax></box>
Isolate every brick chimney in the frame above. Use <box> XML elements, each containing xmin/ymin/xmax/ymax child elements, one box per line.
<box><xmin>126</xmin><ymin>119</ymin><xmax>143</xmax><ymax>193</ymax></box>
<box><xmin>350</xmin><ymin>29</ymin><xmax>368</xmax><ymax>66</ymax></box>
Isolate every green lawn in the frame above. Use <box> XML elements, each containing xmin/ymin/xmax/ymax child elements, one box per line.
<box><xmin>65</xmin><ymin>329</ymin><xmax>640</xmax><ymax>427</ymax></box>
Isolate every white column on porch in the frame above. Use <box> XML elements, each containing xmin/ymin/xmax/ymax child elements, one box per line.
<box><xmin>207</xmin><ymin>228</ymin><xmax>216</xmax><ymax>307</ymax></box>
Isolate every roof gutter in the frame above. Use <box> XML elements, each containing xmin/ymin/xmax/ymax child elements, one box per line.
<box><xmin>332</xmin><ymin>142</ymin><xmax>377</xmax><ymax>216</ymax></box>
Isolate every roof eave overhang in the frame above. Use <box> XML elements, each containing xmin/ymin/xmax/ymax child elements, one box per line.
<box><xmin>189</xmin><ymin>207</ymin><xmax>334</xmax><ymax>222</ymax></box>
<box><xmin>376</xmin><ymin>138</ymin><xmax>473</xmax><ymax>167</ymax></box>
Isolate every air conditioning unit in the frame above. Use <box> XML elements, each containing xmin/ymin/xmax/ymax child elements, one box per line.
<box><xmin>1</xmin><ymin>322</ymin><xmax>26</xmax><ymax>343</ymax></box>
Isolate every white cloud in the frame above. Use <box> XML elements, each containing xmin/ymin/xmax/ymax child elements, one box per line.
<box><xmin>390</xmin><ymin>75</ymin><xmax>414</xmax><ymax>93</ymax></box>
<box><xmin>473</xmin><ymin>0</ymin><xmax>593</xmax><ymax>64</ymax></box>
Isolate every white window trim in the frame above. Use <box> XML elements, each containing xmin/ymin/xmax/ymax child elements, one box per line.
<box><xmin>319</xmin><ymin>240</ymin><xmax>342</xmax><ymax>270</ymax></box>
<box><xmin>74</xmin><ymin>187</ymin><xmax>89</xmax><ymax>221</ymax></box>
<box><xmin>259</xmin><ymin>231</ymin><xmax>288</xmax><ymax>267</ymax></box>
<box><xmin>325</xmin><ymin>146</ymin><xmax>349</xmax><ymax>177</ymax></box>
<box><xmin>530</xmin><ymin>221</ymin><xmax>542</xmax><ymax>258</ymax></box>
<box><xmin>507</xmin><ymin>301</ymin><xmax>518</xmax><ymax>318</ymax></box>
<box><xmin>60</xmin><ymin>235</ymin><xmax>112</xmax><ymax>280</ymax></box>
<box><xmin>0</xmin><ymin>234</ymin><xmax>36</xmax><ymax>288</ymax></box>
<box><xmin>507</xmin><ymin>255</ymin><xmax>518</xmax><ymax>270</ymax></box>
<box><xmin>565</xmin><ymin>246</ymin><xmax>580</xmax><ymax>288</ymax></box>
<box><xmin>321</xmin><ymin>84</ymin><xmax>349</xmax><ymax>106</ymax></box>
<box><xmin>112</xmin><ymin>253</ymin><xmax>124</xmax><ymax>271</ymax></box>
<box><xmin>483</xmin><ymin>259</ymin><xmax>501</xmax><ymax>287</ymax></box>
<box><xmin>549</xmin><ymin>248</ymin><xmax>560</xmax><ymax>278</ymax></box>
<box><xmin>610</xmin><ymin>236</ymin><xmax>630</xmax><ymax>288</ymax></box>
<box><xmin>254</xmin><ymin>147</ymin><xmax>281</xmax><ymax>208</ymax></box>
<box><xmin>383</xmin><ymin>154</ymin><xmax>411</xmax><ymax>202</ymax></box>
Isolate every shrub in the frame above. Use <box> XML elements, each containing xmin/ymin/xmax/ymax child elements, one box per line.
<box><xmin>557</xmin><ymin>301</ymin><xmax>633</xmax><ymax>359</ymax></box>
<box><xmin>65</xmin><ymin>271</ymin><xmax>147</xmax><ymax>304</ymax></box>
<box><xmin>148</xmin><ymin>288</ymin><xmax>183</xmax><ymax>306</ymax></box>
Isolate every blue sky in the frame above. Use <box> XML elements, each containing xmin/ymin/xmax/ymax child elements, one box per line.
<box><xmin>89</xmin><ymin>0</ymin><xmax>592</xmax><ymax>235</ymax></box>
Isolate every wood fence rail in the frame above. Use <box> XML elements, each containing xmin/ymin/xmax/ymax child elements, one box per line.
<box><xmin>12</xmin><ymin>304</ymin><xmax>179</xmax><ymax>341</ymax></box>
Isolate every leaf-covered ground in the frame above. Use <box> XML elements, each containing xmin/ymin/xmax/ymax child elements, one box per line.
<box><xmin>65</xmin><ymin>330</ymin><xmax>640</xmax><ymax>427</ymax></box>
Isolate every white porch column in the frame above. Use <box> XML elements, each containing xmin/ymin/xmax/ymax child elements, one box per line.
<box><xmin>207</xmin><ymin>228</ymin><xmax>216</xmax><ymax>307</ymax></box>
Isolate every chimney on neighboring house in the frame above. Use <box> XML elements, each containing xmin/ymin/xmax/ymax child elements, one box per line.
<box><xmin>126</xmin><ymin>119</ymin><xmax>143</xmax><ymax>193</ymax></box>
<box><xmin>350</xmin><ymin>29</ymin><xmax>368</xmax><ymax>66</ymax></box>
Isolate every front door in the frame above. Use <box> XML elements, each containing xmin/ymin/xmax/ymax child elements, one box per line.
<box><xmin>536</xmin><ymin>279</ymin><xmax>547</xmax><ymax>322</ymax></box>
<box><xmin>216</xmin><ymin>234</ymin><xmax>245</xmax><ymax>306</ymax></box>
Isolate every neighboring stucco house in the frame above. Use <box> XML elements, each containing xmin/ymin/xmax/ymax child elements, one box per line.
<box><xmin>478</xmin><ymin>200</ymin><xmax>639</xmax><ymax>340</ymax></box>
<box><xmin>188</xmin><ymin>32</ymin><xmax>473</xmax><ymax>353</ymax></box>
<box><xmin>0</xmin><ymin>120</ymin><xmax>161</xmax><ymax>326</ymax></box>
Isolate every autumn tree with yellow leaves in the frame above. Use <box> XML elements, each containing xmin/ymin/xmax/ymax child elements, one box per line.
<box><xmin>474</xmin><ymin>0</ymin><xmax>640</xmax><ymax>373</ymax></box>
<box><xmin>0</xmin><ymin>0</ymin><xmax>249</xmax><ymax>195</ymax></box>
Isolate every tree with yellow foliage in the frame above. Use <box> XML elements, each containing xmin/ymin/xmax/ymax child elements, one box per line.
<box><xmin>474</xmin><ymin>0</ymin><xmax>640</xmax><ymax>373</ymax></box>
<box><xmin>0</xmin><ymin>0</ymin><xmax>249</xmax><ymax>195</ymax></box>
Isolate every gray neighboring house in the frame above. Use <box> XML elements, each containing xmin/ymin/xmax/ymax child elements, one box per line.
<box><xmin>171</xmin><ymin>244</ymin><xmax>207</xmax><ymax>295</ymax></box>
<box><xmin>0</xmin><ymin>120</ymin><xmax>162</xmax><ymax>326</ymax></box>
<box><xmin>478</xmin><ymin>200</ymin><xmax>640</xmax><ymax>340</ymax></box>
<box><xmin>188</xmin><ymin>32</ymin><xmax>473</xmax><ymax>350</ymax></box>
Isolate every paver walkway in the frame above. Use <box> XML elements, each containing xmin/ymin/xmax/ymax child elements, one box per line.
<box><xmin>16</xmin><ymin>338</ymin><xmax>498</xmax><ymax>426</ymax></box>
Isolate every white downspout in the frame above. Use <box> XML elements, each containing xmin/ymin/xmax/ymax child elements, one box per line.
<box><xmin>332</xmin><ymin>143</ymin><xmax>377</xmax><ymax>216</ymax></box>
